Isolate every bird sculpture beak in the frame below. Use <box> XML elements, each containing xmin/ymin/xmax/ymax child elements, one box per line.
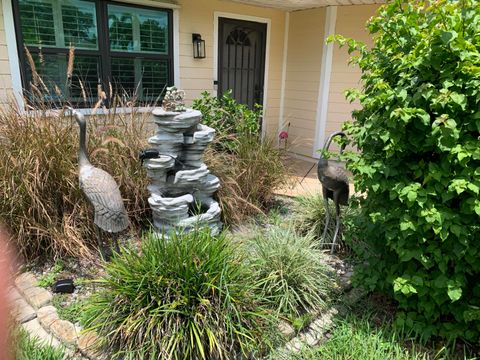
<box><xmin>66</xmin><ymin>106</ymin><xmax>85</xmax><ymax>124</ymax></box>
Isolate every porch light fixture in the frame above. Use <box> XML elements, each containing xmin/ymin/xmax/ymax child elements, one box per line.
<box><xmin>192</xmin><ymin>33</ymin><xmax>206</xmax><ymax>59</ymax></box>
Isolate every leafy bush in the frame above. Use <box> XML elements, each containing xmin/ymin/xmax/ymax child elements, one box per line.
<box><xmin>337</xmin><ymin>0</ymin><xmax>480</xmax><ymax>341</ymax></box>
<box><xmin>193</xmin><ymin>91</ymin><xmax>261</xmax><ymax>151</ymax></box>
<box><xmin>0</xmin><ymin>104</ymin><xmax>149</xmax><ymax>260</ymax></box>
<box><xmin>81</xmin><ymin>229</ymin><xmax>276</xmax><ymax>360</ymax></box>
<box><xmin>193</xmin><ymin>92</ymin><xmax>290</xmax><ymax>225</ymax></box>
<box><xmin>205</xmin><ymin>135</ymin><xmax>290</xmax><ymax>224</ymax></box>
<box><xmin>242</xmin><ymin>226</ymin><xmax>333</xmax><ymax>317</ymax></box>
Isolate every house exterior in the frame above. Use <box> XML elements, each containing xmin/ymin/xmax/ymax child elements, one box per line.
<box><xmin>0</xmin><ymin>0</ymin><xmax>381</xmax><ymax>159</ymax></box>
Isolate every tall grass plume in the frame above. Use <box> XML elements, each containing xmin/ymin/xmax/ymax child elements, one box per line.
<box><xmin>0</xmin><ymin>102</ymin><xmax>150</xmax><ymax>260</ymax></box>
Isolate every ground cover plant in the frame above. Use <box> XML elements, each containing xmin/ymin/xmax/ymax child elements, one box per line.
<box><xmin>242</xmin><ymin>225</ymin><xmax>333</xmax><ymax>318</ymax></box>
<box><xmin>336</xmin><ymin>0</ymin><xmax>480</xmax><ymax>343</ymax></box>
<box><xmin>292</xmin><ymin>292</ymin><xmax>477</xmax><ymax>360</ymax></box>
<box><xmin>52</xmin><ymin>294</ymin><xmax>86</xmax><ymax>324</ymax></box>
<box><xmin>294</xmin><ymin>315</ymin><xmax>433</xmax><ymax>360</ymax></box>
<box><xmin>81</xmin><ymin>229</ymin><xmax>277</xmax><ymax>360</ymax></box>
<box><xmin>36</xmin><ymin>260</ymin><xmax>64</xmax><ymax>288</ymax></box>
<box><xmin>14</xmin><ymin>328</ymin><xmax>71</xmax><ymax>360</ymax></box>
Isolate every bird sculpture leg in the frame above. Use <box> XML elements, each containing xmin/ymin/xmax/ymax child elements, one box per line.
<box><xmin>321</xmin><ymin>187</ymin><xmax>330</xmax><ymax>245</ymax></box>
<box><xmin>112</xmin><ymin>233</ymin><xmax>120</xmax><ymax>255</ymax></box>
<box><xmin>331</xmin><ymin>192</ymin><xmax>342</xmax><ymax>254</ymax></box>
<box><xmin>94</xmin><ymin>227</ymin><xmax>107</xmax><ymax>261</ymax></box>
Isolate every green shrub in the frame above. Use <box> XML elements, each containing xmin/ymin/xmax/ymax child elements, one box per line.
<box><xmin>0</xmin><ymin>103</ymin><xmax>149</xmax><ymax>260</ymax></box>
<box><xmin>243</xmin><ymin>226</ymin><xmax>333</xmax><ymax>317</ymax></box>
<box><xmin>194</xmin><ymin>91</ymin><xmax>289</xmax><ymax>225</ymax></box>
<box><xmin>81</xmin><ymin>229</ymin><xmax>276</xmax><ymax>360</ymax></box>
<box><xmin>193</xmin><ymin>91</ymin><xmax>261</xmax><ymax>151</ymax></box>
<box><xmin>206</xmin><ymin>135</ymin><xmax>290</xmax><ymax>225</ymax></box>
<box><xmin>337</xmin><ymin>0</ymin><xmax>480</xmax><ymax>342</ymax></box>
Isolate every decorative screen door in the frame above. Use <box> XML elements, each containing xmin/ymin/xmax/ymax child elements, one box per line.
<box><xmin>218</xmin><ymin>17</ymin><xmax>267</xmax><ymax>108</ymax></box>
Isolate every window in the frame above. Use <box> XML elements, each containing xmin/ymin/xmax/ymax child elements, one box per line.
<box><xmin>13</xmin><ymin>0</ymin><xmax>173</xmax><ymax>106</ymax></box>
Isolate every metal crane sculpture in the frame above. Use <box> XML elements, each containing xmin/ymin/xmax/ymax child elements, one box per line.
<box><xmin>69</xmin><ymin>107</ymin><xmax>129</xmax><ymax>258</ymax></box>
<box><xmin>317</xmin><ymin>131</ymin><xmax>349</xmax><ymax>254</ymax></box>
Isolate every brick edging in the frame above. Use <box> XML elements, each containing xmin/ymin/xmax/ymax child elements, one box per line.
<box><xmin>10</xmin><ymin>272</ymin><xmax>103</xmax><ymax>360</ymax></box>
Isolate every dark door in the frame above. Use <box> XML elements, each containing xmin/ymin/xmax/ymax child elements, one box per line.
<box><xmin>218</xmin><ymin>17</ymin><xmax>267</xmax><ymax>108</ymax></box>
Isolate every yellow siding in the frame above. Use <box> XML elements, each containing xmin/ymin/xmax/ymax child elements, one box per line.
<box><xmin>177</xmin><ymin>0</ymin><xmax>286</xmax><ymax>137</ymax></box>
<box><xmin>326</xmin><ymin>4</ymin><xmax>379</xmax><ymax>137</ymax></box>
<box><xmin>0</xmin><ymin>0</ymin><xmax>380</xmax><ymax>152</ymax></box>
<box><xmin>282</xmin><ymin>7</ymin><xmax>326</xmax><ymax>158</ymax></box>
<box><xmin>0</xmin><ymin>0</ymin><xmax>285</xmax><ymax>136</ymax></box>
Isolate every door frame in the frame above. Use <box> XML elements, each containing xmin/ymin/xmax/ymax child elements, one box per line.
<box><xmin>213</xmin><ymin>12</ymin><xmax>271</xmax><ymax>138</ymax></box>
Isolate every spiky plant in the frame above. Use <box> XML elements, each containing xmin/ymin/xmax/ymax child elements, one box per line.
<box><xmin>243</xmin><ymin>226</ymin><xmax>334</xmax><ymax>317</ymax></box>
<box><xmin>81</xmin><ymin>229</ymin><xmax>276</xmax><ymax>360</ymax></box>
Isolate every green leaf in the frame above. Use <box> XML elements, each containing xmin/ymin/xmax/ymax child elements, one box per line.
<box><xmin>400</xmin><ymin>220</ymin><xmax>416</xmax><ymax>231</ymax></box>
<box><xmin>449</xmin><ymin>179</ymin><xmax>468</xmax><ymax>194</ymax></box>
<box><xmin>447</xmin><ymin>282</ymin><xmax>462</xmax><ymax>302</ymax></box>
<box><xmin>393</xmin><ymin>277</ymin><xmax>417</xmax><ymax>295</ymax></box>
<box><xmin>440</xmin><ymin>30</ymin><xmax>458</xmax><ymax>45</ymax></box>
<box><xmin>467</xmin><ymin>183</ymin><xmax>479</xmax><ymax>194</ymax></box>
<box><xmin>475</xmin><ymin>201</ymin><xmax>480</xmax><ymax>216</ymax></box>
<box><xmin>450</xmin><ymin>93</ymin><xmax>466</xmax><ymax>109</ymax></box>
<box><xmin>407</xmin><ymin>190</ymin><xmax>417</xmax><ymax>202</ymax></box>
<box><xmin>450</xmin><ymin>224</ymin><xmax>463</xmax><ymax>238</ymax></box>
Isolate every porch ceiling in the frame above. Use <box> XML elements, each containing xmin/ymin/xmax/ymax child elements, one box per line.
<box><xmin>228</xmin><ymin>0</ymin><xmax>384</xmax><ymax>11</ymax></box>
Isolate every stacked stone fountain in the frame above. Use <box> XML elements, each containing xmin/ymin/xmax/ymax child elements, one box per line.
<box><xmin>144</xmin><ymin>87</ymin><xmax>222</xmax><ymax>236</ymax></box>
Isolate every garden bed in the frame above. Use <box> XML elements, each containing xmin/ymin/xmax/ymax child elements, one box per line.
<box><xmin>12</xmin><ymin>195</ymin><xmax>356</xmax><ymax>359</ymax></box>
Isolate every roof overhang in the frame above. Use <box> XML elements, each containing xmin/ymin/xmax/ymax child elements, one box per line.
<box><xmin>227</xmin><ymin>0</ymin><xmax>384</xmax><ymax>11</ymax></box>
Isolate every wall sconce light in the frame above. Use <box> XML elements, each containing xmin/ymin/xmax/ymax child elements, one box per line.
<box><xmin>192</xmin><ymin>33</ymin><xmax>206</xmax><ymax>59</ymax></box>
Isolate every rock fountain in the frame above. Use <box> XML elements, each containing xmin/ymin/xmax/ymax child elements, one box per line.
<box><xmin>142</xmin><ymin>87</ymin><xmax>222</xmax><ymax>236</ymax></box>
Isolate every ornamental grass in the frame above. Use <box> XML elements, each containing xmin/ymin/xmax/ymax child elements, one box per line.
<box><xmin>0</xmin><ymin>101</ymin><xmax>150</xmax><ymax>260</ymax></box>
<box><xmin>242</xmin><ymin>225</ymin><xmax>334</xmax><ymax>318</ymax></box>
<box><xmin>205</xmin><ymin>135</ymin><xmax>290</xmax><ymax>225</ymax></box>
<box><xmin>81</xmin><ymin>229</ymin><xmax>277</xmax><ymax>360</ymax></box>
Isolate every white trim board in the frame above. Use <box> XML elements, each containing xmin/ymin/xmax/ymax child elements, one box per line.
<box><xmin>213</xmin><ymin>11</ymin><xmax>271</xmax><ymax>139</ymax></box>
<box><xmin>277</xmin><ymin>11</ymin><xmax>290</xmax><ymax>146</ymax></box>
<box><xmin>313</xmin><ymin>6</ymin><xmax>337</xmax><ymax>158</ymax></box>
<box><xmin>173</xmin><ymin>8</ymin><xmax>181</xmax><ymax>87</ymax></box>
<box><xmin>3</xmin><ymin>0</ymin><xmax>24</xmax><ymax>109</ymax></box>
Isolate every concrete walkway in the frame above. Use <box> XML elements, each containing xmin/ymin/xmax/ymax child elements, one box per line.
<box><xmin>276</xmin><ymin>157</ymin><xmax>355</xmax><ymax>198</ymax></box>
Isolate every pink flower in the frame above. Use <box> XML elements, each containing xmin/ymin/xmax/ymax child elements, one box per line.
<box><xmin>279</xmin><ymin>131</ymin><xmax>288</xmax><ymax>140</ymax></box>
